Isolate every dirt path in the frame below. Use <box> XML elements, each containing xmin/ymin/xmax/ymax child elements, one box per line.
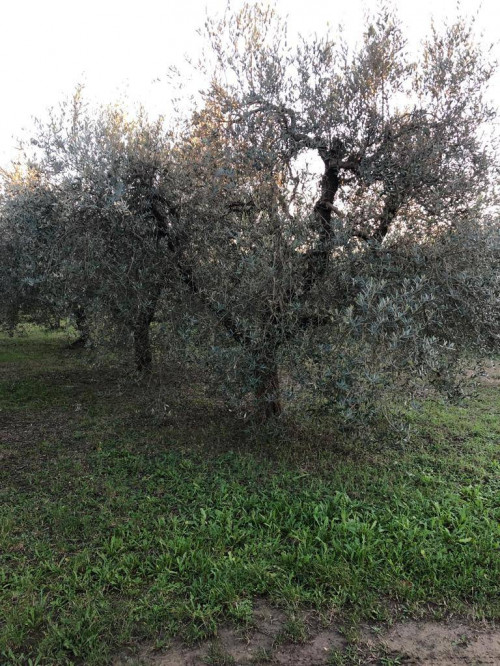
<box><xmin>115</xmin><ymin>602</ymin><xmax>500</xmax><ymax>665</ymax></box>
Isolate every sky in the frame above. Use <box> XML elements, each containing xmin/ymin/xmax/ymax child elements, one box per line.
<box><xmin>1</xmin><ymin>0</ymin><xmax>499</xmax><ymax>168</ymax></box>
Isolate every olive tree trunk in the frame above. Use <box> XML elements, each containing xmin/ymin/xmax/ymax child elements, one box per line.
<box><xmin>133</xmin><ymin>308</ymin><xmax>155</xmax><ymax>372</ymax></box>
<box><xmin>254</xmin><ymin>354</ymin><xmax>282</xmax><ymax>420</ymax></box>
<box><xmin>70</xmin><ymin>306</ymin><xmax>89</xmax><ymax>349</ymax></box>
<box><xmin>133</xmin><ymin>285</ymin><xmax>163</xmax><ymax>373</ymax></box>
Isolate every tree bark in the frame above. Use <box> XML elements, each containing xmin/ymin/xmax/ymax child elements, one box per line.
<box><xmin>255</xmin><ymin>354</ymin><xmax>282</xmax><ymax>421</ymax></box>
<box><xmin>133</xmin><ymin>285</ymin><xmax>163</xmax><ymax>373</ymax></box>
<box><xmin>133</xmin><ymin>311</ymin><xmax>153</xmax><ymax>372</ymax></box>
<box><xmin>304</xmin><ymin>141</ymin><xmax>344</xmax><ymax>291</ymax></box>
<box><xmin>70</xmin><ymin>306</ymin><xmax>88</xmax><ymax>349</ymax></box>
<box><xmin>372</xmin><ymin>194</ymin><xmax>400</xmax><ymax>242</ymax></box>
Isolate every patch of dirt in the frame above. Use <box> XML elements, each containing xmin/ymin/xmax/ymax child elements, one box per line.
<box><xmin>114</xmin><ymin>603</ymin><xmax>500</xmax><ymax>665</ymax></box>
<box><xmin>362</xmin><ymin>619</ymin><xmax>500</xmax><ymax>665</ymax></box>
<box><xmin>477</xmin><ymin>359</ymin><xmax>500</xmax><ymax>387</ymax></box>
<box><xmin>115</xmin><ymin>603</ymin><xmax>344</xmax><ymax>665</ymax></box>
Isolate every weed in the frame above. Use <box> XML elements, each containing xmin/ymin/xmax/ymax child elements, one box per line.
<box><xmin>274</xmin><ymin>615</ymin><xmax>308</xmax><ymax>645</ymax></box>
<box><xmin>329</xmin><ymin>645</ymin><xmax>363</xmax><ymax>665</ymax></box>
<box><xmin>251</xmin><ymin>646</ymin><xmax>273</xmax><ymax>662</ymax></box>
<box><xmin>205</xmin><ymin>641</ymin><xmax>236</xmax><ymax>665</ymax></box>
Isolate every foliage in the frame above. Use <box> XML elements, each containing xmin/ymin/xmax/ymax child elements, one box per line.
<box><xmin>1</xmin><ymin>91</ymin><xmax>178</xmax><ymax>368</ymax></box>
<box><xmin>0</xmin><ymin>4</ymin><xmax>498</xmax><ymax>422</ymax></box>
<box><xmin>0</xmin><ymin>165</ymin><xmax>60</xmax><ymax>333</ymax></box>
<box><xmin>167</xmin><ymin>3</ymin><xmax>499</xmax><ymax>419</ymax></box>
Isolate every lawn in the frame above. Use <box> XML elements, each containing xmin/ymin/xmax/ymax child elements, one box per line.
<box><xmin>0</xmin><ymin>328</ymin><xmax>499</xmax><ymax>665</ymax></box>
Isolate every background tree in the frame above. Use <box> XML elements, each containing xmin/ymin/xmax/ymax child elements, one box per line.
<box><xmin>5</xmin><ymin>92</ymin><xmax>179</xmax><ymax>371</ymax></box>
<box><xmin>0</xmin><ymin>164</ymin><xmax>62</xmax><ymax>334</ymax></box>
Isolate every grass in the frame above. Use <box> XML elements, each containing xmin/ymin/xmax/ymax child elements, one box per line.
<box><xmin>0</xmin><ymin>328</ymin><xmax>499</xmax><ymax>665</ymax></box>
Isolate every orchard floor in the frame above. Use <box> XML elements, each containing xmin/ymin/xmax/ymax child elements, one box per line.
<box><xmin>115</xmin><ymin>600</ymin><xmax>500</xmax><ymax>665</ymax></box>
<box><xmin>1</xmin><ymin>327</ymin><xmax>499</xmax><ymax>665</ymax></box>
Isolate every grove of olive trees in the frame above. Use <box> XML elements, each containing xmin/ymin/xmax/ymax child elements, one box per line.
<box><xmin>1</xmin><ymin>4</ymin><xmax>498</xmax><ymax>424</ymax></box>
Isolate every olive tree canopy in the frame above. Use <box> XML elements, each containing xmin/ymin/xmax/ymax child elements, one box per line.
<box><xmin>167</xmin><ymin>3</ymin><xmax>499</xmax><ymax>420</ymax></box>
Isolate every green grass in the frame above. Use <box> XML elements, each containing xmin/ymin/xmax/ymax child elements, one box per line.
<box><xmin>0</xmin><ymin>329</ymin><xmax>499</xmax><ymax>665</ymax></box>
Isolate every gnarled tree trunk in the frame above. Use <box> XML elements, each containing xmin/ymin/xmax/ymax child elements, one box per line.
<box><xmin>133</xmin><ymin>306</ymin><xmax>156</xmax><ymax>372</ymax></box>
<box><xmin>133</xmin><ymin>311</ymin><xmax>153</xmax><ymax>372</ymax></box>
<box><xmin>254</xmin><ymin>353</ymin><xmax>282</xmax><ymax>421</ymax></box>
<box><xmin>133</xmin><ymin>285</ymin><xmax>163</xmax><ymax>373</ymax></box>
<box><xmin>70</xmin><ymin>306</ymin><xmax>89</xmax><ymax>349</ymax></box>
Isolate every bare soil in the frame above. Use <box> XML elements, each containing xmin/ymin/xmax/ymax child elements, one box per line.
<box><xmin>114</xmin><ymin>602</ymin><xmax>500</xmax><ymax>665</ymax></box>
<box><xmin>363</xmin><ymin>619</ymin><xmax>500</xmax><ymax>665</ymax></box>
<box><xmin>477</xmin><ymin>358</ymin><xmax>500</xmax><ymax>387</ymax></box>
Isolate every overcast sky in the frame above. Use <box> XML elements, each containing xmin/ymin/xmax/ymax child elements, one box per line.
<box><xmin>1</xmin><ymin>0</ymin><xmax>499</xmax><ymax>167</ymax></box>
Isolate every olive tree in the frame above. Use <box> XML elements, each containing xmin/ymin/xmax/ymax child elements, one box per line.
<box><xmin>167</xmin><ymin>4</ymin><xmax>499</xmax><ymax>421</ymax></box>
<box><xmin>11</xmin><ymin>92</ymin><xmax>179</xmax><ymax>370</ymax></box>
<box><xmin>0</xmin><ymin>164</ymin><xmax>62</xmax><ymax>333</ymax></box>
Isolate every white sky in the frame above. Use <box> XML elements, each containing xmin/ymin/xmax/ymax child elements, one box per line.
<box><xmin>1</xmin><ymin>0</ymin><xmax>499</xmax><ymax>168</ymax></box>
